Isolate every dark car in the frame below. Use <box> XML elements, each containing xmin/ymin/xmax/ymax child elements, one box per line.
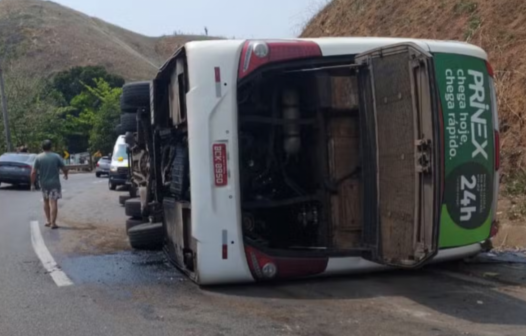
<box><xmin>0</xmin><ymin>153</ymin><xmax>39</xmax><ymax>190</ymax></box>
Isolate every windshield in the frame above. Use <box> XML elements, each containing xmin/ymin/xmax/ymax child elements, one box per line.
<box><xmin>0</xmin><ymin>153</ymin><xmax>36</xmax><ymax>163</ymax></box>
<box><xmin>112</xmin><ymin>144</ymin><xmax>128</xmax><ymax>161</ymax></box>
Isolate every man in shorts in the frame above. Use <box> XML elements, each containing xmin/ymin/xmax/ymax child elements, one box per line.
<box><xmin>31</xmin><ymin>140</ymin><xmax>68</xmax><ymax>229</ymax></box>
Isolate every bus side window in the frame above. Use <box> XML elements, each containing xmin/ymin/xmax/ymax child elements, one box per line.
<box><xmin>178</xmin><ymin>73</ymin><xmax>187</xmax><ymax>122</ymax></box>
<box><xmin>173</xmin><ymin>57</ymin><xmax>189</xmax><ymax>125</ymax></box>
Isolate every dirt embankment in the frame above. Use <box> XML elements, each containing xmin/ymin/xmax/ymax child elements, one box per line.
<box><xmin>302</xmin><ymin>0</ymin><xmax>526</xmax><ymax>242</ymax></box>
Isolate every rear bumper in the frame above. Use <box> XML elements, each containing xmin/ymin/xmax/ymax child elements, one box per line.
<box><xmin>0</xmin><ymin>173</ymin><xmax>31</xmax><ymax>184</ymax></box>
<box><xmin>323</xmin><ymin>243</ymin><xmax>482</xmax><ymax>276</ymax></box>
<box><xmin>95</xmin><ymin>168</ymin><xmax>110</xmax><ymax>174</ymax></box>
<box><xmin>196</xmin><ymin>242</ymin><xmax>483</xmax><ymax>285</ymax></box>
<box><xmin>109</xmin><ymin>172</ymin><xmax>128</xmax><ymax>185</ymax></box>
<box><xmin>430</xmin><ymin>243</ymin><xmax>482</xmax><ymax>264</ymax></box>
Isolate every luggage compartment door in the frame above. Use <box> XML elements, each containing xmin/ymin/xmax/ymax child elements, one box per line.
<box><xmin>356</xmin><ymin>43</ymin><xmax>439</xmax><ymax>268</ymax></box>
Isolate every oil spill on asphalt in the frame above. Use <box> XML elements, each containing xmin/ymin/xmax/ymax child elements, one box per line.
<box><xmin>59</xmin><ymin>251</ymin><xmax>185</xmax><ymax>285</ymax></box>
<box><xmin>473</xmin><ymin>250</ymin><xmax>526</xmax><ymax>263</ymax></box>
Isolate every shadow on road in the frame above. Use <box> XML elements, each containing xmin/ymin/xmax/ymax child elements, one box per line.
<box><xmin>205</xmin><ymin>265</ymin><xmax>526</xmax><ymax>326</ymax></box>
<box><xmin>19</xmin><ymin>174</ymin><xmax>525</xmax><ymax>328</ymax></box>
<box><xmin>0</xmin><ymin>183</ymin><xmax>32</xmax><ymax>192</ymax></box>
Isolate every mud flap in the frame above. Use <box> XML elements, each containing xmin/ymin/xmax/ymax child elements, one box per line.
<box><xmin>356</xmin><ymin>43</ymin><xmax>439</xmax><ymax>268</ymax></box>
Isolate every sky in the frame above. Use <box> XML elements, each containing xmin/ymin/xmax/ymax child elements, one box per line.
<box><xmin>49</xmin><ymin>0</ymin><xmax>329</xmax><ymax>39</ymax></box>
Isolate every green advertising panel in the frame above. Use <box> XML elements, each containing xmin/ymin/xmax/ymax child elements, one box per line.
<box><xmin>434</xmin><ymin>53</ymin><xmax>495</xmax><ymax>248</ymax></box>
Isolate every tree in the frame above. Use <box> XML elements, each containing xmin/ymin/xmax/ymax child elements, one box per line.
<box><xmin>71</xmin><ymin>78</ymin><xmax>122</xmax><ymax>155</ymax></box>
<box><xmin>52</xmin><ymin>66</ymin><xmax>124</xmax><ymax>104</ymax></box>
<box><xmin>0</xmin><ymin>66</ymin><xmax>123</xmax><ymax>156</ymax></box>
<box><xmin>0</xmin><ymin>69</ymin><xmax>64</xmax><ymax>153</ymax></box>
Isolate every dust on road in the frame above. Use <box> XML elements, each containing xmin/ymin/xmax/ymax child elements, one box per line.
<box><xmin>38</xmin><ymin>174</ymin><xmax>526</xmax><ymax>336</ymax></box>
<box><xmin>55</xmin><ymin>176</ymin><xmax>131</xmax><ymax>255</ymax></box>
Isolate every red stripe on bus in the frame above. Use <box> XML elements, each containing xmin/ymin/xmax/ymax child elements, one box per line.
<box><xmin>214</xmin><ymin>67</ymin><xmax>221</xmax><ymax>83</ymax></box>
<box><xmin>222</xmin><ymin>245</ymin><xmax>228</xmax><ymax>259</ymax></box>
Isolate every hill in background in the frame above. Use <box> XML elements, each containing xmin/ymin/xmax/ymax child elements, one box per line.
<box><xmin>302</xmin><ymin>0</ymin><xmax>525</xmax><ymax>180</ymax></box>
<box><xmin>0</xmin><ymin>0</ymin><xmax>217</xmax><ymax>81</ymax></box>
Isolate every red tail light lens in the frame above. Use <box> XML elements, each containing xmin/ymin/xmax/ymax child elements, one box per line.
<box><xmin>238</xmin><ymin>40</ymin><xmax>322</xmax><ymax>79</ymax></box>
<box><xmin>486</xmin><ymin>61</ymin><xmax>494</xmax><ymax>78</ymax></box>
<box><xmin>244</xmin><ymin>245</ymin><xmax>328</xmax><ymax>281</ymax></box>
<box><xmin>494</xmin><ymin>130</ymin><xmax>500</xmax><ymax>171</ymax></box>
<box><xmin>490</xmin><ymin>220</ymin><xmax>499</xmax><ymax>238</ymax></box>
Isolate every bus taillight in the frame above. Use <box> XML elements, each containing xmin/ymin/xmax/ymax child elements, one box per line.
<box><xmin>244</xmin><ymin>245</ymin><xmax>328</xmax><ymax>281</ymax></box>
<box><xmin>494</xmin><ymin>130</ymin><xmax>500</xmax><ymax>171</ymax></box>
<box><xmin>238</xmin><ymin>40</ymin><xmax>322</xmax><ymax>80</ymax></box>
<box><xmin>490</xmin><ymin>220</ymin><xmax>499</xmax><ymax>238</ymax></box>
<box><xmin>486</xmin><ymin>61</ymin><xmax>494</xmax><ymax>78</ymax></box>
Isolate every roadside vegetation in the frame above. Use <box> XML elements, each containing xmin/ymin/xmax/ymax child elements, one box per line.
<box><xmin>0</xmin><ymin>0</ymin><xmax>220</xmax><ymax>156</ymax></box>
<box><xmin>0</xmin><ymin>64</ymin><xmax>124</xmax><ymax>156</ymax></box>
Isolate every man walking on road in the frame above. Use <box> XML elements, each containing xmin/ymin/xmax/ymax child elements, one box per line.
<box><xmin>31</xmin><ymin>140</ymin><xmax>68</xmax><ymax>229</ymax></box>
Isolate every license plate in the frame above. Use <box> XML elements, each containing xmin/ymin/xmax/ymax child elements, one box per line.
<box><xmin>212</xmin><ymin>143</ymin><xmax>228</xmax><ymax>187</ymax></box>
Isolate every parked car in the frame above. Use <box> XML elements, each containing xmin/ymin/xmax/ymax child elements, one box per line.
<box><xmin>108</xmin><ymin>135</ymin><xmax>130</xmax><ymax>190</ymax></box>
<box><xmin>0</xmin><ymin>153</ymin><xmax>39</xmax><ymax>190</ymax></box>
<box><xmin>95</xmin><ymin>156</ymin><xmax>111</xmax><ymax>177</ymax></box>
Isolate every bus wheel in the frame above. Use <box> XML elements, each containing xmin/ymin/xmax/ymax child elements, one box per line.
<box><xmin>128</xmin><ymin>223</ymin><xmax>163</xmax><ymax>250</ymax></box>
<box><xmin>125</xmin><ymin>199</ymin><xmax>142</xmax><ymax>218</ymax></box>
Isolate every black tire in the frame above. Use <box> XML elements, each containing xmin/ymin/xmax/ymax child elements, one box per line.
<box><xmin>129</xmin><ymin>185</ymin><xmax>138</xmax><ymax>198</ymax></box>
<box><xmin>124</xmin><ymin>132</ymin><xmax>135</xmax><ymax>147</ymax></box>
<box><xmin>137</xmin><ymin>115</ymin><xmax>145</xmax><ymax>146</ymax></box>
<box><xmin>121</xmin><ymin>82</ymin><xmax>150</xmax><ymax>113</ymax></box>
<box><xmin>481</xmin><ymin>239</ymin><xmax>494</xmax><ymax>252</ymax></box>
<box><xmin>170</xmin><ymin>145</ymin><xmax>189</xmax><ymax>199</ymax></box>
<box><xmin>126</xmin><ymin>218</ymin><xmax>147</xmax><ymax>231</ymax></box>
<box><xmin>96</xmin><ymin>172</ymin><xmax>101</xmax><ymax>178</ymax></box>
<box><xmin>120</xmin><ymin>95</ymin><xmax>137</xmax><ymax>113</ymax></box>
<box><xmin>115</xmin><ymin>124</ymin><xmax>123</xmax><ymax>135</ymax></box>
<box><xmin>121</xmin><ymin>113</ymin><xmax>137</xmax><ymax>133</ymax></box>
<box><xmin>125</xmin><ymin>198</ymin><xmax>142</xmax><ymax>218</ymax></box>
<box><xmin>119</xmin><ymin>194</ymin><xmax>133</xmax><ymax>205</ymax></box>
<box><xmin>109</xmin><ymin>180</ymin><xmax>116</xmax><ymax>190</ymax></box>
<box><xmin>128</xmin><ymin>223</ymin><xmax>163</xmax><ymax>250</ymax></box>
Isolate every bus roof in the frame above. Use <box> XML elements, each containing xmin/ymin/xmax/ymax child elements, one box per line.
<box><xmin>155</xmin><ymin>37</ymin><xmax>487</xmax><ymax>82</ymax></box>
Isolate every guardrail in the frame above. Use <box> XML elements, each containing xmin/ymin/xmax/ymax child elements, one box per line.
<box><xmin>66</xmin><ymin>164</ymin><xmax>92</xmax><ymax>172</ymax></box>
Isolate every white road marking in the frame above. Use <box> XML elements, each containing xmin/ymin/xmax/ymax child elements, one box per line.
<box><xmin>30</xmin><ymin>221</ymin><xmax>73</xmax><ymax>287</ymax></box>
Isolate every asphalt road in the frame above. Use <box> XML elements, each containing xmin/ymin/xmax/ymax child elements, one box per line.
<box><xmin>1</xmin><ymin>174</ymin><xmax>526</xmax><ymax>336</ymax></box>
